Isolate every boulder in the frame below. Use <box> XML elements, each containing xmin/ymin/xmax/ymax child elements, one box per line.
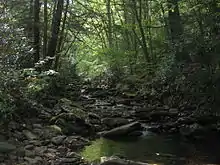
<box><xmin>102</xmin><ymin>118</ymin><xmax>130</xmax><ymax>128</ymax></box>
<box><xmin>99</xmin><ymin>122</ymin><xmax>143</xmax><ymax>138</ymax></box>
<box><xmin>23</xmin><ymin>130</ymin><xmax>38</xmax><ymax>140</ymax></box>
<box><xmin>179</xmin><ymin>123</ymin><xmax>204</xmax><ymax>137</ymax></box>
<box><xmin>51</xmin><ymin>135</ymin><xmax>66</xmax><ymax>145</ymax></box>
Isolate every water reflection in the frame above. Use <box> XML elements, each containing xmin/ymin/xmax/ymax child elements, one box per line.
<box><xmin>81</xmin><ymin>134</ymin><xmax>220</xmax><ymax>165</ymax></box>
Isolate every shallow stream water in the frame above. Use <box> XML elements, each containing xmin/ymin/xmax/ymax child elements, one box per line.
<box><xmin>81</xmin><ymin>132</ymin><xmax>220</xmax><ymax>165</ymax></box>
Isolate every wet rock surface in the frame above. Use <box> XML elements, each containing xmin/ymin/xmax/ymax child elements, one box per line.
<box><xmin>1</xmin><ymin>87</ymin><xmax>220</xmax><ymax>165</ymax></box>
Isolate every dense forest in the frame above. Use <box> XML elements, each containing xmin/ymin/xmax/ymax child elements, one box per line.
<box><xmin>1</xmin><ymin>0</ymin><xmax>220</xmax><ymax>165</ymax></box>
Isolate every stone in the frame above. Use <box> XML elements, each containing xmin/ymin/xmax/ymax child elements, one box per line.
<box><xmin>24</xmin><ymin>144</ymin><xmax>34</xmax><ymax>150</ymax></box>
<box><xmin>25</xmin><ymin>150</ymin><xmax>35</xmax><ymax>157</ymax></box>
<box><xmin>64</xmin><ymin>136</ymin><xmax>90</xmax><ymax>150</ymax></box>
<box><xmin>99</xmin><ymin>122</ymin><xmax>143</xmax><ymax>139</ymax></box>
<box><xmin>33</xmin><ymin>124</ymin><xmax>43</xmax><ymax>129</ymax></box>
<box><xmin>102</xmin><ymin>118</ymin><xmax>130</xmax><ymax>128</ymax></box>
<box><xmin>88</xmin><ymin>112</ymin><xmax>100</xmax><ymax>119</ymax></box>
<box><xmin>24</xmin><ymin>156</ymin><xmax>43</xmax><ymax>165</ymax></box>
<box><xmin>29</xmin><ymin>140</ymin><xmax>42</xmax><ymax>146</ymax></box>
<box><xmin>57</xmin><ymin>157</ymin><xmax>79</xmax><ymax>163</ymax></box>
<box><xmin>66</xmin><ymin>151</ymin><xmax>80</xmax><ymax>158</ymax></box>
<box><xmin>0</xmin><ymin>142</ymin><xmax>16</xmax><ymax>154</ymax></box>
<box><xmin>51</xmin><ymin>135</ymin><xmax>66</xmax><ymax>145</ymax></box>
<box><xmin>177</xmin><ymin>117</ymin><xmax>196</xmax><ymax>125</ymax></box>
<box><xmin>179</xmin><ymin>123</ymin><xmax>203</xmax><ymax>136</ymax></box>
<box><xmin>23</xmin><ymin>130</ymin><xmax>38</xmax><ymax>140</ymax></box>
<box><xmin>169</xmin><ymin>108</ymin><xmax>179</xmax><ymax>115</ymax></box>
<box><xmin>41</xmin><ymin>125</ymin><xmax>63</xmax><ymax>139</ymax></box>
<box><xmin>34</xmin><ymin>146</ymin><xmax>47</xmax><ymax>156</ymax></box>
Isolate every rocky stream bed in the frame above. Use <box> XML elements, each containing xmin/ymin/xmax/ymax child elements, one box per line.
<box><xmin>1</xmin><ymin>87</ymin><xmax>220</xmax><ymax>165</ymax></box>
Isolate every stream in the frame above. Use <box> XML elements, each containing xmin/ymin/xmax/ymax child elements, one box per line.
<box><xmin>81</xmin><ymin>131</ymin><xmax>220</xmax><ymax>165</ymax></box>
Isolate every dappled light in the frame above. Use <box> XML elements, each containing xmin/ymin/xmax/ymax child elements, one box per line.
<box><xmin>1</xmin><ymin>0</ymin><xmax>220</xmax><ymax>165</ymax></box>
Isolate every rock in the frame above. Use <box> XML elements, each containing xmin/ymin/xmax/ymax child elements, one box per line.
<box><xmin>102</xmin><ymin>118</ymin><xmax>130</xmax><ymax>128</ymax></box>
<box><xmin>24</xmin><ymin>156</ymin><xmax>43</xmax><ymax>165</ymax></box>
<box><xmin>24</xmin><ymin>145</ymin><xmax>34</xmax><ymax>150</ymax></box>
<box><xmin>66</xmin><ymin>151</ymin><xmax>80</xmax><ymax>158</ymax></box>
<box><xmin>135</xmin><ymin>109</ymin><xmax>174</xmax><ymax>121</ymax></box>
<box><xmin>57</xmin><ymin>146</ymin><xmax>68</xmax><ymax>155</ymax></box>
<box><xmin>146</xmin><ymin>125</ymin><xmax>161</xmax><ymax>133</ymax></box>
<box><xmin>23</xmin><ymin>130</ymin><xmax>38</xmax><ymax>140</ymax></box>
<box><xmin>169</xmin><ymin>108</ymin><xmax>179</xmax><ymax>115</ymax></box>
<box><xmin>99</xmin><ymin>122</ymin><xmax>143</xmax><ymax>138</ymax></box>
<box><xmin>33</xmin><ymin>124</ymin><xmax>43</xmax><ymax>129</ymax></box>
<box><xmin>177</xmin><ymin>117</ymin><xmax>196</xmax><ymax>125</ymax></box>
<box><xmin>34</xmin><ymin>146</ymin><xmax>47</xmax><ymax>156</ymax></box>
<box><xmin>16</xmin><ymin>148</ymin><xmax>26</xmax><ymax>157</ymax></box>
<box><xmin>0</xmin><ymin>142</ymin><xmax>16</xmax><ymax>153</ymax></box>
<box><xmin>88</xmin><ymin>112</ymin><xmax>100</xmax><ymax>119</ymax></box>
<box><xmin>179</xmin><ymin>123</ymin><xmax>204</xmax><ymax>137</ymax></box>
<box><xmin>28</xmin><ymin>140</ymin><xmax>42</xmax><ymax>146</ymax></box>
<box><xmin>64</xmin><ymin>136</ymin><xmax>90</xmax><ymax>150</ymax></box>
<box><xmin>41</xmin><ymin>125</ymin><xmax>63</xmax><ymax>139</ymax></box>
<box><xmin>88</xmin><ymin>112</ymin><xmax>101</xmax><ymax>124</ymax></box>
<box><xmin>100</xmin><ymin>157</ymin><xmax>149</xmax><ymax>165</ymax></box>
<box><xmin>8</xmin><ymin>121</ymin><xmax>20</xmax><ymax>131</ymax></box>
<box><xmin>25</xmin><ymin>150</ymin><xmax>35</xmax><ymax>157</ymax></box>
<box><xmin>148</xmin><ymin>111</ymin><xmax>172</xmax><ymax>121</ymax></box>
<box><xmin>51</xmin><ymin>135</ymin><xmax>66</xmax><ymax>145</ymax></box>
<box><xmin>55</xmin><ymin>157</ymin><xmax>79</xmax><ymax>164</ymax></box>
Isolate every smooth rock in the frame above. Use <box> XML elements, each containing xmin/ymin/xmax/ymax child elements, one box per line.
<box><xmin>102</xmin><ymin>118</ymin><xmax>129</xmax><ymax>128</ymax></box>
<box><xmin>51</xmin><ymin>135</ymin><xmax>66</xmax><ymax>145</ymax></box>
<box><xmin>23</xmin><ymin>130</ymin><xmax>38</xmax><ymax>140</ymax></box>
<box><xmin>24</xmin><ymin>144</ymin><xmax>34</xmax><ymax>150</ymax></box>
<box><xmin>99</xmin><ymin>122</ymin><xmax>143</xmax><ymax>138</ymax></box>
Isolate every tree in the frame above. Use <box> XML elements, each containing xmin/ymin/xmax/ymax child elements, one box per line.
<box><xmin>43</xmin><ymin>0</ymin><xmax>48</xmax><ymax>58</ymax></box>
<box><xmin>33</xmin><ymin>0</ymin><xmax>40</xmax><ymax>63</ymax></box>
<box><xmin>167</xmin><ymin>0</ymin><xmax>188</xmax><ymax>61</ymax></box>
<box><xmin>46</xmin><ymin>0</ymin><xmax>64</xmax><ymax>68</ymax></box>
<box><xmin>54</xmin><ymin>0</ymin><xmax>70</xmax><ymax>70</ymax></box>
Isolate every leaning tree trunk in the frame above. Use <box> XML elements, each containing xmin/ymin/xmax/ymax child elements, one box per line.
<box><xmin>46</xmin><ymin>0</ymin><xmax>64</xmax><ymax>68</ymax></box>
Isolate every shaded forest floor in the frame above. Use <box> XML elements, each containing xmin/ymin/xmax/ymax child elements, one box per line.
<box><xmin>1</xmin><ymin>63</ymin><xmax>220</xmax><ymax>164</ymax></box>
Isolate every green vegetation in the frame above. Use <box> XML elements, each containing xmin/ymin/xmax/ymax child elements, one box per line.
<box><xmin>1</xmin><ymin>0</ymin><xmax>220</xmax><ymax>118</ymax></box>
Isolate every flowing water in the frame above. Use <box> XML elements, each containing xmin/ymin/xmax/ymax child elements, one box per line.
<box><xmin>81</xmin><ymin>131</ymin><xmax>220</xmax><ymax>165</ymax></box>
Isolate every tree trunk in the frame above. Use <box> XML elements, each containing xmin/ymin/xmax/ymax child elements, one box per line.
<box><xmin>106</xmin><ymin>0</ymin><xmax>113</xmax><ymax>48</ymax></box>
<box><xmin>167</xmin><ymin>0</ymin><xmax>189</xmax><ymax>61</ymax></box>
<box><xmin>43</xmin><ymin>0</ymin><xmax>48</xmax><ymax>58</ymax></box>
<box><xmin>132</xmin><ymin>0</ymin><xmax>149</xmax><ymax>62</ymax></box>
<box><xmin>27</xmin><ymin>0</ymin><xmax>34</xmax><ymax>39</ymax></box>
<box><xmin>33</xmin><ymin>0</ymin><xmax>40</xmax><ymax>63</ymax></box>
<box><xmin>46</xmin><ymin>0</ymin><xmax>64</xmax><ymax>68</ymax></box>
<box><xmin>54</xmin><ymin>0</ymin><xmax>69</xmax><ymax>70</ymax></box>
